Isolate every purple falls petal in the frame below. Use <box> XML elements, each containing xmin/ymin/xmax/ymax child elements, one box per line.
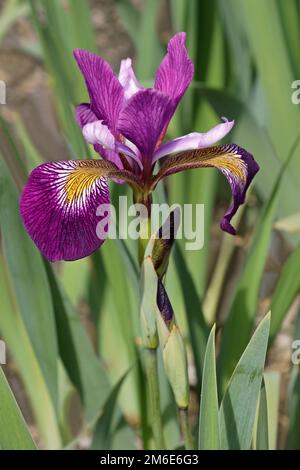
<box><xmin>153</xmin><ymin>144</ymin><xmax>260</xmax><ymax>235</ymax></box>
<box><xmin>154</xmin><ymin>32</ymin><xmax>194</xmax><ymax>108</ymax></box>
<box><xmin>74</xmin><ymin>49</ymin><xmax>124</xmax><ymax>133</ymax></box>
<box><xmin>20</xmin><ymin>160</ymin><xmax>110</xmax><ymax>261</ymax></box>
<box><xmin>153</xmin><ymin>119</ymin><xmax>235</xmax><ymax>162</ymax></box>
<box><xmin>118</xmin><ymin>89</ymin><xmax>173</xmax><ymax>161</ymax></box>
<box><xmin>219</xmin><ymin>145</ymin><xmax>260</xmax><ymax>234</ymax></box>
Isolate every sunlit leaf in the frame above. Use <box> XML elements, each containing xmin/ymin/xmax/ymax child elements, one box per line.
<box><xmin>219</xmin><ymin>313</ymin><xmax>270</xmax><ymax>450</ymax></box>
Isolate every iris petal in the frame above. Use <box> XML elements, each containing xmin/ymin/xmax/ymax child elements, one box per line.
<box><xmin>83</xmin><ymin>120</ymin><xmax>115</xmax><ymax>148</ymax></box>
<box><xmin>75</xmin><ymin>103</ymin><xmax>97</xmax><ymax>128</ymax></box>
<box><xmin>154</xmin><ymin>32</ymin><xmax>194</xmax><ymax>108</ymax></box>
<box><xmin>75</xmin><ymin>103</ymin><xmax>124</xmax><ymax>169</ymax></box>
<box><xmin>153</xmin><ymin>119</ymin><xmax>235</xmax><ymax>162</ymax></box>
<box><xmin>20</xmin><ymin>160</ymin><xmax>141</xmax><ymax>261</ymax></box>
<box><xmin>152</xmin><ymin>144</ymin><xmax>260</xmax><ymax>235</ymax></box>
<box><xmin>118</xmin><ymin>58</ymin><xmax>143</xmax><ymax>100</ymax></box>
<box><xmin>74</xmin><ymin>49</ymin><xmax>124</xmax><ymax>133</ymax></box>
<box><xmin>83</xmin><ymin>120</ymin><xmax>143</xmax><ymax>171</ymax></box>
<box><xmin>118</xmin><ymin>89</ymin><xmax>173</xmax><ymax>160</ymax></box>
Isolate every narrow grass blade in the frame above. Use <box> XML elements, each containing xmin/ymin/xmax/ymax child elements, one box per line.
<box><xmin>0</xmin><ymin>154</ymin><xmax>58</xmax><ymax>411</ymax></box>
<box><xmin>0</xmin><ymin>256</ymin><xmax>62</xmax><ymax>449</ymax></box>
<box><xmin>0</xmin><ymin>0</ymin><xmax>29</xmax><ymax>44</ymax></box>
<box><xmin>96</xmin><ymin>239</ymin><xmax>141</xmax><ymax>424</ymax></box>
<box><xmin>115</xmin><ymin>0</ymin><xmax>140</xmax><ymax>43</ymax></box>
<box><xmin>91</xmin><ymin>371</ymin><xmax>132</xmax><ymax>450</ymax></box>
<box><xmin>0</xmin><ymin>368</ymin><xmax>37</xmax><ymax>450</ymax></box>
<box><xmin>45</xmin><ymin>263</ymin><xmax>111</xmax><ymax>421</ymax></box>
<box><xmin>173</xmin><ymin>245</ymin><xmax>208</xmax><ymax>386</ymax></box>
<box><xmin>135</xmin><ymin>0</ymin><xmax>163</xmax><ymax>80</ymax></box>
<box><xmin>29</xmin><ymin>0</ymin><xmax>89</xmax><ymax>157</ymax></box>
<box><xmin>68</xmin><ymin>0</ymin><xmax>97</xmax><ymax>52</ymax></box>
<box><xmin>219</xmin><ymin>313</ymin><xmax>270</xmax><ymax>450</ymax></box>
<box><xmin>199</xmin><ymin>325</ymin><xmax>220</xmax><ymax>449</ymax></box>
<box><xmin>277</xmin><ymin>0</ymin><xmax>300</xmax><ymax>78</ymax></box>
<box><xmin>264</xmin><ymin>372</ymin><xmax>280</xmax><ymax>450</ymax></box>
<box><xmin>269</xmin><ymin>241</ymin><xmax>300</xmax><ymax>342</ymax></box>
<box><xmin>256</xmin><ymin>378</ymin><xmax>269</xmax><ymax>450</ymax></box>
<box><xmin>240</xmin><ymin>0</ymin><xmax>300</xmax><ymax>167</ymax></box>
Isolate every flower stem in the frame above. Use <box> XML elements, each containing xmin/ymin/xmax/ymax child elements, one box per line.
<box><xmin>179</xmin><ymin>408</ymin><xmax>194</xmax><ymax>450</ymax></box>
<box><xmin>145</xmin><ymin>348</ymin><xmax>166</xmax><ymax>449</ymax></box>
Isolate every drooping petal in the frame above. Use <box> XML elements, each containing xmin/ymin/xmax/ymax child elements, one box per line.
<box><xmin>118</xmin><ymin>58</ymin><xmax>143</xmax><ymax>100</ymax></box>
<box><xmin>20</xmin><ymin>160</ymin><xmax>141</xmax><ymax>262</ymax></box>
<box><xmin>153</xmin><ymin>119</ymin><xmax>235</xmax><ymax>162</ymax></box>
<box><xmin>74</xmin><ymin>49</ymin><xmax>124</xmax><ymax>132</ymax></box>
<box><xmin>118</xmin><ymin>89</ymin><xmax>173</xmax><ymax>161</ymax></box>
<box><xmin>154</xmin><ymin>32</ymin><xmax>194</xmax><ymax>108</ymax></box>
<box><xmin>20</xmin><ymin>160</ymin><xmax>109</xmax><ymax>261</ymax></box>
<box><xmin>152</xmin><ymin>144</ymin><xmax>260</xmax><ymax>235</ymax></box>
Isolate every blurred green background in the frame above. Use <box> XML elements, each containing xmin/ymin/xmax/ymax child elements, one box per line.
<box><xmin>0</xmin><ymin>0</ymin><xmax>300</xmax><ymax>450</ymax></box>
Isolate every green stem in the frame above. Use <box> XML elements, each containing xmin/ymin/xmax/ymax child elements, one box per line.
<box><xmin>145</xmin><ymin>348</ymin><xmax>166</xmax><ymax>449</ymax></box>
<box><xmin>179</xmin><ymin>408</ymin><xmax>194</xmax><ymax>450</ymax></box>
<box><xmin>138</xmin><ymin>196</ymin><xmax>165</xmax><ymax>448</ymax></box>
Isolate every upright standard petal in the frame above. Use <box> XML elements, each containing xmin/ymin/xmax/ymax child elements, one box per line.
<box><xmin>74</xmin><ymin>49</ymin><xmax>124</xmax><ymax>132</ymax></box>
<box><xmin>154</xmin><ymin>32</ymin><xmax>194</xmax><ymax>107</ymax></box>
<box><xmin>153</xmin><ymin>119</ymin><xmax>235</xmax><ymax>162</ymax></box>
<box><xmin>20</xmin><ymin>160</ymin><xmax>111</xmax><ymax>261</ymax></box>
<box><xmin>118</xmin><ymin>58</ymin><xmax>143</xmax><ymax>100</ymax></box>
<box><xmin>75</xmin><ymin>103</ymin><xmax>98</xmax><ymax>127</ymax></box>
<box><xmin>118</xmin><ymin>89</ymin><xmax>173</xmax><ymax>162</ymax></box>
<box><xmin>152</xmin><ymin>144</ymin><xmax>260</xmax><ymax>235</ymax></box>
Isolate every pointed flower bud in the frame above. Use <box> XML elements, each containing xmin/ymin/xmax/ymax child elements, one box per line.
<box><xmin>156</xmin><ymin>278</ymin><xmax>189</xmax><ymax>409</ymax></box>
<box><xmin>145</xmin><ymin>207</ymin><xmax>180</xmax><ymax>278</ymax></box>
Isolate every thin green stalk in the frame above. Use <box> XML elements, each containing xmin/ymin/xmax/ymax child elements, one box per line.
<box><xmin>139</xmin><ymin>210</ymin><xmax>165</xmax><ymax>449</ymax></box>
<box><xmin>179</xmin><ymin>408</ymin><xmax>194</xmax><ymax>450</ymax></box>
<box><xmin>144</xmin><ymin>348</ymin><xmax>166</xmax><ymax>449</ymax></box>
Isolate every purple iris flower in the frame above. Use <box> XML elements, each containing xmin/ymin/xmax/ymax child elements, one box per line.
<box><xmin>20</xmin><ymin>33</ymin><xmax>259</xmax><ymax>262</ymax></box>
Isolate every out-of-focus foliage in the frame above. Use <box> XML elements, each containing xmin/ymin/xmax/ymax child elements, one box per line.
<box><xmin>0</xmin><ymin>0</ymin><xmax>300</xmax><ymax>449</ymax></box>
